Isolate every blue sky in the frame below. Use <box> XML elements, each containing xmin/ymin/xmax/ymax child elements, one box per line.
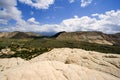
<box><xmin>17</xmin><ymin>0</ymin><xmax>120</xmax><ymax>24</ymax></box>
<box><xmin>0</xmin><ymin>0</ymin><xmax>120</xmax><ymax>35</ymax></box>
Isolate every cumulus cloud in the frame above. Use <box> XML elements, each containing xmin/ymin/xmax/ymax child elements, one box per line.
<box><xmin>27</xmin><ymin>17</ymin><xmax>40</xmax><ymax>24</ymax></box>
<box><xmin>66</xmin><ymin>10</ymin><xmax>120</xmax><ymax>33</ymax></box>
<box><xmin>0</xmin><ymin>0</ymin><xmax>119</xmax><ymax>35</ymax></box>
<box><xmin>91</xmin><ymin>10</ymin><xmax>120</xmax><ymax>33</ymax></box>
<box><xmin>18</xmin><ymin>0</ymin><xmax>55</xmax><ymax>9</ymax></box>
<box><xmin>0</xmin><ymin>0</ymin><xmax>92</xmax><ymax>26</ymax></box>
<box><xmin>0</xmin><ymin>19</ymin><xmax>8</xmax><ymax>24</ymax></box>
<box><xmin>57</xmin><ymin>10</ymin><xmax>120</xmax><ymax>33</ymax></box>
<box><xmin>0</xmin><ymin>0</ymin><xmax>25</xmax><ymax>25</ymax></box>
<box><xmin>68</xmin><ymin>0</ymin><xmax>92</xmax><ymax>7</ymax></box>
<box><xmin>68</xmin><ymin>0</ymin><xmax>75</xmax><ymax>3</ymax></box>
<box><xmin>1</xmin><ymin>10</ymin><xmax>120</xmax><ymax>35</ymax></box>
<box><xmin>81</xmin><ymin>0</ymin><xmax>92</xmax><ymax>7</ymax></box>
<box><xmin>61</xmin><ymin>16</ymin><xmax>97</xmax><ymax>32</ymax></box>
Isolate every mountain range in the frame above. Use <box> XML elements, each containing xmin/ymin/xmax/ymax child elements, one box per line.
<box><xmin>0</xmin><ymin>31</ymin><xmax>40</xmax><ymax>39</ymax></box>
<box><xmin>0</xmin><ymin>31</ymin><xmax>120</xmax><ymax>45</ymax></box>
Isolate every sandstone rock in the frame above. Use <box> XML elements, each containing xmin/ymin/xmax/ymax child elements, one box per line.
<box><xmin>0</xmin><ymin>48</ymin><xmax>120</xmax><ymax>80</ymax></box>
<box><xmin>30</xmin><ymin>48</ymin><xmax>120</xmax><ymax>78</ymax></box>
<box><xmin>0</xmin><ymin>61</ymin><xmax>119</xmax><ymax>80</ymax></box>
<box><xmin>0</xmin><ymin>58</ymin><xmax>27</xmax><ymax>72</ymax></box>
<box><xmin>0</xmin><ymin>48</ymin><xmax>15</xmax><ymax>55</ymax></box>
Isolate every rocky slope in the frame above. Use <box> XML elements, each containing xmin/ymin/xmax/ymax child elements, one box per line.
<box><xmin>0</xmin><ymin>31</ymin><xmax>40</xmax><ymax>38</ymax></box>
<box><xmin>0</xmin><ymin>31</ymin><xmax>120</xmax><ymax>45</ymax></box>
<box><xmin>0</xmin><ymin>48</ymin><xmax>120</xmax><ymax>80</ymax></box>
<box><xmin>109</xmin><ymin>33</ymin><xmax>120</xmax><ymax>43</ymax></box>
<box><xmin>55</xmin><ymin>31</ymin><xmax>118</xmax><ymax>45</ymax></box>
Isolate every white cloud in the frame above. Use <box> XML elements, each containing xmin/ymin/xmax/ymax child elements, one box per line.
<box><xmin>0</xmin><ymin>0</ymin><xmax>119</xmax><ymax>35</ymax></box>
<box><xmin>0</xmin><ymin>0</ymin><xmax>55</xmax><ymax>26</ymax></box>
<box><xmin>61</xmin><ymin>16</ymin><xmax>97</xmax><ymax>32</ymax></box>
<box><xmin>0</xmin><ymin>0</ymin><xmax>25</xmax><ymax>25</ymax></box>
<box><xmin>59</xmin><ymin>10</ymin><xmax>120</xmax><ymax>33</ymax></box>
<box><xmin>0</xmin><ymin>19</ymin><xmax>8</xmax><ymax>24</ymax></box>
<box><xmin>92</xmin><ymin>13</ymin><xmax>99</xmax><ymax>17</ymax></box>
<box><xmin>0</xmin><ymin>0</ymin><xmax>92</xmax><ymax>26</ymax></box>
<box><xmin>1</xmin><ymin>10</ymin><xmax>120</xmax><ymax>35</ymax></box>
<box><xmin>27</xmin><ymin>17</ymin><xmax>40</xmax><ymax>24</ymax></box>
<box><xmin>68</xmin><ymin>0</ymin><xmax>75</xmax><ymax>3</ymax></box>
<box><xmin>81</xmin><ymin>0</ymin><xmax>92</xmax><ymax>7</ymax></box>
<box><xmin>18</xmin><ymin>0</ymin><xmax>55</xmax><ymax>9</ymax></box>
<box><xmin>68</xmin><ymin>0</ymin><xmax>93</xmax><ymax>7</ymax></box>
<box><xmin>74</xmin><ymin>15</ymin><xmax>79</xmax><ymax>18</ymax></box>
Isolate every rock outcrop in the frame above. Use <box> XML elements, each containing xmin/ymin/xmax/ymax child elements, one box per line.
<box><xmin>109</xmin><ymin>33</ymin><xmax>120</xmax><ymax>43</ymax></box>
<box><xmin>0</xmin><ymin>48</ymin><xmax>120</xmax><ymax>80</ymax></box>
<box><xmin>31</xmin><ymin>48</ymin><xmax>120</xmax><ymax>78</ymax></box>
<box><xmin>0</xmin><ymin>61</ymin><xmax>120</xmax><ymax>80</ymax></box>
<box><xmin>0</xmin><ymin>48</ymin><xmax>15</xmax><ymax>55</ymax></box>
<box><xmin>0</xmin><ymin>31</ymin><xmax>40</xmax><ymax>39</ymax></box>
<box><xmin>55</xmin><ymin>31</ymin><xmax>116</xmax><ymax>45</ymax></box>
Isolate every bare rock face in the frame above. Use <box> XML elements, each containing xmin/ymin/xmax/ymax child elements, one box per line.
<box><xmin>31</xmin><ymin>48</ymin><xmax>120</xmax><ymax>78</ymax></box>
<box><xmin>55</xmin><ymin>31</ymin><xmax>114</xmax><ymax>45</ymax></box>
<box><xmin>0</xmin><ymin>48</ymin><xmax>120</xmax><ymax>80</ymax></box>
<box><xmin>0</xmin><ymin>58</ymin><xmax>27</xmax><ymax>72</ymax></box>
<box><xmin>109</xmin><ymin>33</ymin><xmax>120</xmax><ymax>43</ymax></box>
<box><xmin>0</xmin><ymin>48</ymin><xmax>15</xmax><ymax>55</ymax></box>
<box><xmin>0</xmin><ymin>61</ymin><xmax>119</xmax><ymax>80</ymax></box>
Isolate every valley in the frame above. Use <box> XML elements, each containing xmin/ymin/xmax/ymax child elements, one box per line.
<box><xmin>0</xmin><ymin>31</ymin><xmax>120</xmax><ymax>60</ymax></box>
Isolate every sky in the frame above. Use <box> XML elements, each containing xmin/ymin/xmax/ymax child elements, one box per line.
<box><xmin>0</xmin><ymin>0</ymin><xmax>120</xmax><ymax>35</ymax></box>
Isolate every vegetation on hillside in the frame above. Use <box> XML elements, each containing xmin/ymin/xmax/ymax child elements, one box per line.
<box><xmin>0</xmin><ymin>38</ymin><xmax>120</xmax><ymax>60</ymax></box>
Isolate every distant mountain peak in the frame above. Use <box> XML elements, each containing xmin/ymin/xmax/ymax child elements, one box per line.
<box><xmin>54</xmin><ymin>31</ymin><xmax>120</xmax><ymax>45</ymax></box>
<box><xmin>0</xmin><ymin>31</ymin><xmax>41</xmax><ymax>39</ymax></box>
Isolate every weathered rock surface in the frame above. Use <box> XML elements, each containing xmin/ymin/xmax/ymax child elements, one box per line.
<box><xmin>0</xmin><ymin>58</ymin><xmax>27</xmax><ymax>71</ymax></box>
<box><xmin>0</xmin><ymin>48</ymin><xmax>15</xmax><ymax>55</ymax></box>
<box><xmin>31</xmin><ymin>48</ymin><xmax>120</xmax><ymax>78</ymax></box>
<box><xmin>0</xmin><ymin>48</ymin><xmax>120</xmax><ymax>80</ymax></box>
<box><xmin>0</xmin><ymin>61</ymin><xmax>120</xmax><ymax>80</ymax></box>
<box><xmin>55</xmin><ymin>31</ymin><xmax>115</xmax><ymax>45</ymax></box>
